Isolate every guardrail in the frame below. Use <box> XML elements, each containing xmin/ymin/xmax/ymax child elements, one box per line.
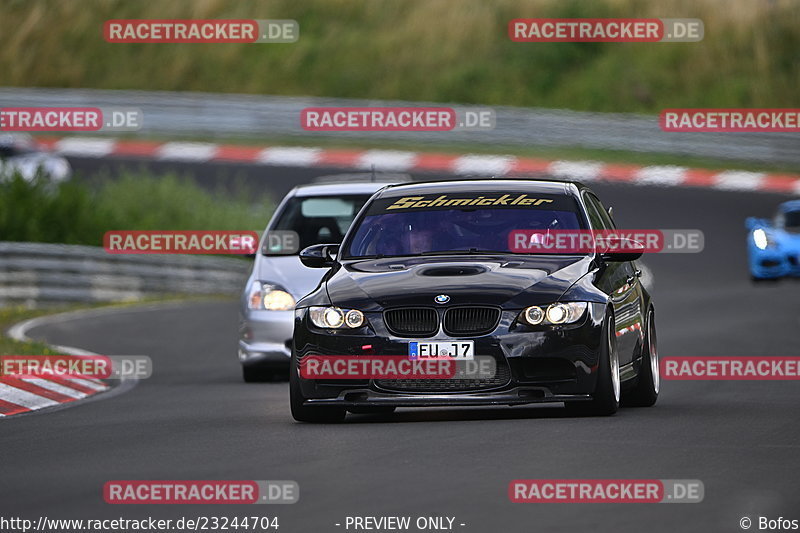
<box><xmin>0</xmin><ymin>242</ymin><xmax>250</xmax><ymax>305</ymax></box>
<box><xmin>1</xmin><ymin>87</ymin><xmax>798</xmax><ymax>165</ymax></box>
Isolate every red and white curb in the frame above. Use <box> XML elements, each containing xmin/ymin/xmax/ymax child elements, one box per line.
<box><xmin>1</xmin><ymin>310</ymin><xmax>112</xmax><ymax>417</ymax></box>
<box><xmin>38</xmin><ymin>136</ymin><xmax>800</xmax><ymax>195</ymax></box>
<box><xmin>0</xmin><ymin>375</ymin><xmax>107</xmax><ymax>416</ymax></box>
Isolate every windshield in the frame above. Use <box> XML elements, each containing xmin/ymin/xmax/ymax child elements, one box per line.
<box><xmin>266</xmin><ymin>194</ymin><xmax>371</xmax><ymax>253</ymax></box>
<box><xmin>345</xmin><ymin>191</ymin><xmax>585</xmax><ymax>257</ymax></box>
<box><xmin>782</xmin><ymin>210</ymin><xmax>800</xmax><ymax>230</ymax></box>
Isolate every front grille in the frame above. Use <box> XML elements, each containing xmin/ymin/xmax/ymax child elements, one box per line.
<box><xmin>443</xmin><ymin>306</ymin><xmax>500</xmax><ymax>336</ymax></box>
<box><xmin>384</xmin><ymin>308</ymin><xmax>438</xmax><ymax>337</ymax></box>
<box><xmin>376</xmin><ymin>355</ymin><xmax>511</xmax><ymax>392</ymax></box>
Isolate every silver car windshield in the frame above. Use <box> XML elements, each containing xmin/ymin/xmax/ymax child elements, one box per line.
<box><xmin>266</xmin><ymin>194</ymin><xmax>371</xmax><ymax>253</ymax></box>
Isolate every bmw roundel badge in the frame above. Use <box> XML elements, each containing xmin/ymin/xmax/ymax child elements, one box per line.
<box><xmin>434</xmin><ymin>294</ymin><xmax>450</xmax><ymax>304</ymax></box>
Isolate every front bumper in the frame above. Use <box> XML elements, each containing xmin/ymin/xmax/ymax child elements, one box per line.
<box><xmin>293</xmin><ymin>302</ymin><xmax>606</xmax><ymax>406</ymax></box>
<box><xmin>749</xmin><ymin>246</ymin><xmax>800</xmax><ymax>278</ymax></box>
<box><xmin>239</xmin><ymin>309</ymin><xmax>294</xmax><ymax>367</ymax></box>
<box><xmin>307</xmin><ymin>387</ymin><xmax>592</xmax><ymax>407</ymax></box>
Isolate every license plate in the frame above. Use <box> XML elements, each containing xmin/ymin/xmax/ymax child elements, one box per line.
<box><xmin>409</xmin><ymin>341</ymin><xmax>474</xmax><ymax>360</ymax></box>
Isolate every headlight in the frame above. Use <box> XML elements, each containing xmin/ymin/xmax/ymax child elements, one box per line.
<box><xmin>309</xmin><ymin>307</ymin><xmax>367</xmax><ymax>329</ymax></box>
<box><xmin>247</xmin><ymin>282</ymin><xmax>296</xmax><ymax>310</ymax></box>
<box><xmin>524</xmin><ymin>306</ymin><xmax>545</xmax><ymax>325</ymax></box>
<box><xmin>753</xmin><ymin>228</ymin><xmax>771</xmax><ymax>250</ymax></box>
<box><xmin>520</xmin><ymin>302</ymin><xmax>587</xmax><ymax>326</ymax></box>
<box><xmin>345</xmin><ymin>309</ymin><xmax>365</xmax><ymax>328</ymax></box>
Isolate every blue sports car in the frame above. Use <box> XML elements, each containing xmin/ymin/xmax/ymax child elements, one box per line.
<box><xmin>746</xmin><ymin>200</ymin><xmax>800</xmax><ymax>281</ymax></box>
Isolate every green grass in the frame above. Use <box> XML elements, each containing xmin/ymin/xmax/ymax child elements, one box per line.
<box><xmin>2</xmin><ymin>0</ymin><xmax>799</xmax><ymax>113</ymax></box>
<box><xmin>0</xmin><ymin>172</ymin><xmax>274</xmax><ymax>245</ymax></box>
<box><xmin>0</xmin><ymin>306</ymin><xmax>68</xmax><ymax>357</ymax></box>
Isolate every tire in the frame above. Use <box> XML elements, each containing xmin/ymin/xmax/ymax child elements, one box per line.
<box><xmin>289</xmin><ymin>354</ymin><xmax>346</xmax><ymax>423</ymax></box>
<box><xmin>622</xmin><ymin>308</ymin><xmax>659</xmax><ymax>407</ymax></box>
<box><xmin>347</xmin><ymin>406</ymin><xmax>397</xmax><ymax>415</ymax></box>
<box><xmin>566</xmin><ymin>310</ymin><xmax>619</xmax><ymax>416</ymax></box>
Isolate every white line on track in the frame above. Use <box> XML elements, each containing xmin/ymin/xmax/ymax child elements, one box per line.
<box><xmin>0</xmin><ymin>383</ymin><xmax>59</xmax><ymax>409</ymax></box>
<box><xmin>156</xmin><ymin>142</ymin><xmax>218</xmax><ymax>161</ymax></box>
<box><xmin>55</xmin><ymin>137</ymin><xmax>116</xmax><ymax>157</ymax></box>
<box><xmin>22</xmin><ymin>378</ymin><xmax>88</xmax><ymax>399</ymax></box>
<box><xmin>257</xmin><ymin>146</ymin><xmax>322</xmax><ymax>166</ymax></box>
<box><xmin>453</xmin><ymin>155</ymin><xmax>515</xmax><ymax>176</ymax></box>
<box><xmin>356</xmin><ymin>150</ymin><xmax>417</xmax><ymax>171</ymax></box>
<box><xmin>548</xmin><ymin>160</ymin><xmax>604</xmax><ymax>181</ymax></box>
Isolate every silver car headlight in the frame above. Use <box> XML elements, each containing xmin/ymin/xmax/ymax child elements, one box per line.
<box><xmin>309</xmin><ymin>307</ymin><xmax>366</xmax><ymax>329</ymax></box>
<box><xmin>520</xmin><ymin>302</ymin><xmax>588</xmax><ymax>326</ymax></box>
<box><xmin>247</xmin><ymin>282</ymin><xmax>296</xmax><ymax>311</ymax></box>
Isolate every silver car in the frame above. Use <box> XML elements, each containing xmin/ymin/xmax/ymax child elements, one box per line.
<box><xmin>238</xmin><ymin>177</ymin><xmax>407</xmax><ymax>382</ymax></box>
<box><xmin>0</xmin><ymin>134</ymin><xmax>72</xmax><ymax>182</ymax></box>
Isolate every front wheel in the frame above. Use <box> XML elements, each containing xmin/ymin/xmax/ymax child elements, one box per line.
<box><xmin>566</xmin><ymin>311</ymin><xmax>619</xmax><ymax>416</ymax></box>
<box><xmin>289</xmin><ymin>354</ymin><xmax>346</xmax><ymax>423</ymax></box>
<box><xmin>622</xmin><ymin>309</ymin><xmax>659</xmax><ymax>407</ymax></box>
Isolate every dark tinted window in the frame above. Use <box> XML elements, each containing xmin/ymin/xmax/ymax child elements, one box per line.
<box><xmin>345</xmin><ymin>192</ymin><xmax>584</xmax><ymax>257</ymax></box>
<box><xmin>784</xmin><ymin>211</ymin><xmax>800</xmax><ymax>228</ymax></box>
<box><xmin>583</xmin><ymin>197</ymin><xmax>605</xmax><ymax>231</ymax></box>
<box><xmin>584</xmin><ymin>193</ymin><xmax>616</xmax><ymax>230</ymax></box>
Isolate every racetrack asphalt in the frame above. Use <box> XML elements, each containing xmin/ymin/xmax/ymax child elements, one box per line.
<box><xmin>2</xmin><ymin>161</ymin><xmax>799</xmax><ymax>532</ymax></box>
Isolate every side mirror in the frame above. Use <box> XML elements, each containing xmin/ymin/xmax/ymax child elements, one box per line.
<box><xmin>599</xmin><ymin>237</ymin><xmax>643</xmax><ymax>262</ymax></box>
<box><xmin>745</xmin><ymin>217</ymin><xmax>767</xmax><ymax>231</ymax></box>
<box><xmin>299</xmin><ymin>244</ymin><xmax>340</xmax><ymax>268</ymax></box>
<box><xmin>601</xmin><ymin>250</ymin><xmax>643</xmax><ymax>262</ymax></box>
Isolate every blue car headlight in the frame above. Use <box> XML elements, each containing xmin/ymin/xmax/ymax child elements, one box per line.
<box><xmin>752</xmin><ymin>229</ymin><xmax>775</xmax><ymax>250</ymax></box>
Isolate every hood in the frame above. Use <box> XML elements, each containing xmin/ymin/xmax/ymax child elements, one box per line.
<box><xmin>256</xmin><ymin>255</ymin><xmax>327</xmax><ymax>299</ymax></box>
<box><xmin>325</xmin><ymin>255</ymin><xmax>594</xmax><ymax>310</ymax></box>
<box><xmin>772</xmin><ymin>229</ymin><xmax>800</xmax><ymax>249</ymax></box>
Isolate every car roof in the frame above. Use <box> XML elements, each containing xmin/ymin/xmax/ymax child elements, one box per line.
<box><xmin>375</xmin><ymin>178</ymin><xmax>581</xmax><ymax>198</ymax></box>
<box><xmin>292</xmin><ymin>181</ymin><xmax>397</xmax><ymax>197</ymax></box>
<box><xmin>780</xmin><ymin>200</ymin><xmax>800</xmax><ymax>212</ymax></box>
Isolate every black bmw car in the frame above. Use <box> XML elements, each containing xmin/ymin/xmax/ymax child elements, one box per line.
<box><xmin>290</xmin><ymin>179</ymin><xmax>659</xmax><ymax>422</ymax></box>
